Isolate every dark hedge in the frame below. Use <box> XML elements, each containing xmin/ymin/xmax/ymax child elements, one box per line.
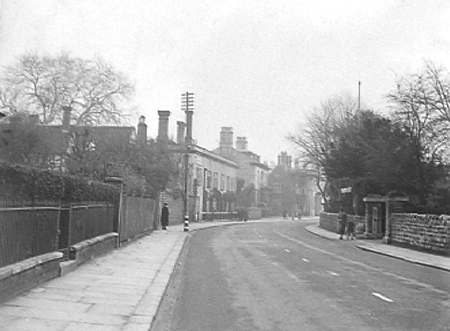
<box><xmin>0</xmin><ymin>162</ymin><xmax>119</xmax><ymax>204</ymax></box>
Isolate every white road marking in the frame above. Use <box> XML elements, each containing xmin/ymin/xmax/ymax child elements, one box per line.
<box><xmin>276</xmin><ymin>231</ymin><xmax>447</xmax><ymax>296</ymax></box>
<box><xmin>372</xmin><ymin>293</ymin><xmax>394</xmax><ymax>303</ymax></box>
<box><xmin>302</xmin><ymin>258</ymin><xmax>310</xmax><ymax>263</ymax></box>
<box><xmin>327</xmin><ymin>271</ymin><xmax>340</xmax><ymax>277</ymax></box>
<box><xmin>284</xmin><ymin>249</ymin><xmax>290</xmax><ymax>253</ymax></box>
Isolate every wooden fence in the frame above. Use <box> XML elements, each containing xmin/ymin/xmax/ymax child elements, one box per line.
<box><xmin>0</xmin><ymin>203</ymin><xmax>60</xmax><ymax>268</ymax></box>
<box><xmin>58</xmin><ymin>203</ymin><xmax>116</xmax><ymax>257</ymax></box>
<box><xmin>0</xmin><ymin>195</ymin><xmax>158</xmax><ymax>268</ymax></box>
<box><xmin>120</xmin><ymin>196</ymin><xmax>157</xmax><ymax>242</ymax></box>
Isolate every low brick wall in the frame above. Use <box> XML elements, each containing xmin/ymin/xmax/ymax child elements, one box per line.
<box><xmin>0</xmin><ymin>252</ymin><xmax>63</xmax><ymax>303</ymax></box>
<box><xmin>319</xmin><ymin>212</ymin><xmax>366</xmax><ymax>234</ymax></box>
<box><xmin>391</xmin><ymin>213</ymin><xmax>450</xmax><ymax>254</ymax></box>
<box><xmin>69</xmin><ymin>232</ymin><xmax>118</xmax><ymax>266</ymax></box>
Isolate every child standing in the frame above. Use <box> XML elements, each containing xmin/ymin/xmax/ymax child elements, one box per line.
<box><xmin>347</xmin><ymin>218</ymin><xmax>355</xmax><ymax>240</ymax></box>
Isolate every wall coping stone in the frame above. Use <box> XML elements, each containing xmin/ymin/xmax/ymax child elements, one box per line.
<box><xmin>0</xmin><ymin>252</ymin><xmax>63</xmax><ymax>281</ymax></box>
<box><xmin>70</xmin><ymin>232</ymin><xmax>118</xmax><ymax>253</ymax></box>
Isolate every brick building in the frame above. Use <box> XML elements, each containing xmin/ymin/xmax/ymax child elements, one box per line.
<box><xmin>213</xmin><ymin>127</ymin><xmax>270</xmax><ymax>207</ymax></box>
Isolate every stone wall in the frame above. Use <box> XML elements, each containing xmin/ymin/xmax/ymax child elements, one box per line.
<box><xmin>319</xmin><ymin>212</ymin><xmax>340</xmax><ymax>233</ymax></box>
<box><xmin>390</xmin><ymin>213</ymin><xmax>450</xmax><ymax>254</ymax></box>
<box><xmin>319</xmin><ymin>212</ymin><xmax>366</xmax><ymax>234</ymax></box>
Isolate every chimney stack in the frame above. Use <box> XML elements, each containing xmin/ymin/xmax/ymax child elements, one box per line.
<box><xmin>137</xmin><ymin>116</ymin><xmax>147</xmax><ymax>144</ymax></box>
<box><xmin>157</xmin><ymin>110</ymin><xmax>171</xmax><ymax>141</ymax></box>
<box><xmin>236</xmin><ymin>137</ymin><xmax>248</xmax><ymax>150</ymax></box>
<box><xmin>62</xmin><ymin>106</ymin><xmax>72</xmax><ymax>131</ymax></box>
<box><xmin>29</xmin><ymin>114</ymin><xmax>39</xmax><ymax>126</ymax></box>
<box><xmin>220</xmin><ymin>127</ymin><xmax>234</xmax><ymax>149</ymax></box>
<box><xmin>186</xmin><ymin>110</ymin><xmax>193</xmax><ymax>145</ymax></box>
<box><xmin>177</xmin><ymin>121</ymin><xmax>186</xmax><ymax>145</ymax></box>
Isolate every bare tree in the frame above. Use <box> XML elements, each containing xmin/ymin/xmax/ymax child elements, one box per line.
<box><xmin>288</xmin><ymin>94</ymin><xmax>358</xmax><ymax>210</ymax></box>
<box><xmin>388</xmin><ymin>61</ymin><xmax>450</xmax><ymax>160</ymax></box>
<box><xmin>0</xmin><ymin>53</ymin><xmax>134</xmax><ymax>126</ymax></box>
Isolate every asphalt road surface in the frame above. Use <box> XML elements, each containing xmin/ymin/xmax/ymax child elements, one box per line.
<box><xmin>151</xmin><ymin>219</ymin><xmax>450</xmax><ymax>331</ymax></box>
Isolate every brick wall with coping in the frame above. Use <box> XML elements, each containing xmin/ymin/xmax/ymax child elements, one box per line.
<box><xmin>391</xmin><ymin>213</ymin><xmax>450</xmax><ymax>254</ymax></box>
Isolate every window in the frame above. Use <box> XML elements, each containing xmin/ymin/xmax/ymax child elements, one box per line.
<box><xmin>196</xmin><ymin>167</ymin><xmax>203</xmax><ymax>186</ymax></box>
<box><xmin>213</xmin><ymin>172</ymin><xmax>218</xmax><ymax>189</ymax></box>
<box><xmin>220</xmin><ymin>174</ymin><xmax>225</xmax><ymax>191</ymax></box>
<box><xmin>226</xmin><ymin>176</ymin><xmax>230</xmax><ymax>191</ymax></box>
<box><xmin>207</xmin><ymin>171</ymin><xmax>212</xmax><ymax>189</ymax></box>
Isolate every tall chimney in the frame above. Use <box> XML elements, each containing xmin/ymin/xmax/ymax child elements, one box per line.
<box><xmin>157</xmin><ymin>110</ymin><xmax>171</xmax><ymax>141</ymax></box>
<box><xmin>220</xmin><ymin>127</ymin><xmax>234</xmax><ymax>148</ymax></box>
<box><xmin>177</xmin><ymin>121</ymin><xmax>186</xmax><ymax>144</ymax></box>
<box><xmin>137</xmin><ymin>116</ymin><xmax>147</xmax><ymax>144</ymax></box>
<box><xmin>186</xmin><ymin>110</ymin><xmax>193</xmax><ymax>145</ymax></box>
<box><xmin>236</xmin><ymin>137</ymin><xmax>248</xmax><ymax>150</ymax></box>
<box><xmin>62</xmin><ymin>106</ymin><xmax>72</xmax><ymax>131</ymax></box>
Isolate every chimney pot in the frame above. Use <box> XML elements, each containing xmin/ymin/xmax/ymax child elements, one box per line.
<box><xmin>137</xmin><ymin>116</ymin><xmax>147</xmax><ymax>144</ymax></box>
<box><xmin>157</xmin><ymin>110</ymin><xmax>171</xmax><ymax>142</ymax></box>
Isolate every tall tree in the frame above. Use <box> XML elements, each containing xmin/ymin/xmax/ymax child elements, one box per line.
<box><xmin>0</xmin><ymin>53</ymin><xmax>134</xmax><ymax>126</ymax></box>
<box><xmin>288</xmin><ymin>94</ymin><xmax>358</xmax><ymax>211</ymax></box>
<box><xmin>388</xmin><ymin>61</ymin><xmax>450</xmax><ymax>161</ymax></box>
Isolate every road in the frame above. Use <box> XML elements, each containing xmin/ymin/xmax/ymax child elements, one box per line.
<box><xmin>151</xmin><ymin>219</ymin><xmax>450</xmax><ymax>331</ymax></box>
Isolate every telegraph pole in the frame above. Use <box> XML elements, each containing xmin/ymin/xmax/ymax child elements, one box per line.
<box><xmin>181</xmin><ymin>92</ymin><xmax>194</xmax><ymax>222</ymax></box>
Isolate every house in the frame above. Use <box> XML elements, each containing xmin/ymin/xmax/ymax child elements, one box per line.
<box><xmin>268</xmin><ymin>152</ymin><xmax>322</xmax><ymax>217</ymax></box>
<box><xmin>156</xmin><ymin>112</ymin><xmax>239</xmax><ymax>222</ymax></box>
<box><xmin>213</xmin><ymin>127</ymin><xmax>270</xmax><ymax>207</ymax></box>
<box><xmin>0</xmin><ymin>107</ymin><xmax>136</xmax><ymax>173</ymax></box>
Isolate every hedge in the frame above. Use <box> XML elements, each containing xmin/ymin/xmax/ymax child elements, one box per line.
<box><xmin>0</xmin><ymin>163</ymin><xmax>119</xmax><ymax>204</ymax></box>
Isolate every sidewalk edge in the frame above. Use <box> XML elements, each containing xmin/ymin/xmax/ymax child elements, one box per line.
<box><xmin>355</xmin><ymin>245</ymin><xmax>450</xmax><ymax>273</ymax></box>
<box><xmin>304</xmin><ymin>225</ymin><xmax>338</xmax><ymax>240</ymax></box>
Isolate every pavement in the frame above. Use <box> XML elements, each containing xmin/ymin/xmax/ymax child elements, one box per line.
<box><xmin>0</xmin><ymin>219</ymin><xmax>251</xmax><ymax>331</ymax></box>
<box><xmin>305</xmin><ymin>223</ymin><xmax>450</xmax><ymax>272</ymax></box>
<box><xmin>0</xmin><ymin>218</ymin><xmax>449</xmax><ymax>331</ymax></box>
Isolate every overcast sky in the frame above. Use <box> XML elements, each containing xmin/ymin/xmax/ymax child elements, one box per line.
<box><xmin>1</xmin><ymin>0</ymin><xmax>449</xmax><ymax>164</ymax></box>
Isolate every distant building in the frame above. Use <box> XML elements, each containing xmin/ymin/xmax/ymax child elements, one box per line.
<box><xmin>268</xmin><ymin>152</ymin><xmax>322</xmax><ymax>216</ymax></box>
<box><xmin>213</xmin><ymin>127</ymin><xmax>270</xmax><ymax>207</ymax></box>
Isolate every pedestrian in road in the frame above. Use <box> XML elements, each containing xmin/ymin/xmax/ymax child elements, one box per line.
<box><xmin>347</xmin><ymin>218</ymin><xmax>355</xmax><ymax>240</ymax></box>
<box><xmin>338</xmin><ymin>208</ymin><xmax>347</xmax><ymax>240</ymax></box>
<box><xmin>238</xmin><ymin>207</ymin><xmax>244</xmax><ymax>222</ymax></box>
<box><xmin>161</xmin><ymin>203</ymin><xmax>169</xmax><ymax>230</ymax></box>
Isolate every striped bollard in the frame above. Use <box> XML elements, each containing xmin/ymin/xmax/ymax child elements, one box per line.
<box><xmin>183</xmin><ymin>214</ymin><xmax>189</xmax><ymax>232</ymax></box>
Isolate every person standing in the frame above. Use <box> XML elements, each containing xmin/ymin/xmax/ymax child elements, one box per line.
<box><xmin>161</xmin><ymin>203</ymin><xmax>169</xmax><ymax>230</ymax></box>
<box><xmin>347</xmin><ymin>217</ymin><xmax>355</xmax><ymax>240</ymax></box>
<box><xmin>338</xmin><ymin>208</ymin><xmax>347</xmax><ymax>240</ymax></box>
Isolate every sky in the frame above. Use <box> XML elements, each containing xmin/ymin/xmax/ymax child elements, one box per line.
<box><xmin>0</xmin><ymin>0</ymin><xmax>449</xmax><ymax>164</ymax></box>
